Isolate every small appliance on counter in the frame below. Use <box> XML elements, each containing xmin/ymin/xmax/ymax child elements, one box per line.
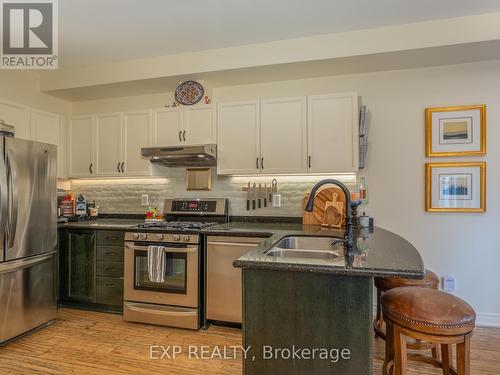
<box><xmin>75</xmin><ymin>194</ymin><xmax>87</xmax><ymax>218</ymax></box>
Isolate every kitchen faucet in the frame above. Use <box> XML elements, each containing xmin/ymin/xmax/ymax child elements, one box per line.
<box><xmin>304</xmin><ymin>179</ymin><xmax>354</xmax><ymax>255</ymax></box>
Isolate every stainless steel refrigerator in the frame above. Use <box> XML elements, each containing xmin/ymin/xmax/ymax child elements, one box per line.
<box><xmin>0</xmin><ymin>135</ymin><xmax>57</xmax><ymax>344</ymax></box>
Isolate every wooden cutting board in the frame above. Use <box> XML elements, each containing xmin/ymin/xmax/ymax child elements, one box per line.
<box><xmin>302</xmin><ymin>187</ymin><xmax>347</xmax><ymax>226</ymax></box>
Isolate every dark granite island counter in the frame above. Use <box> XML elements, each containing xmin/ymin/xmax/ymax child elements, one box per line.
<box><xmin>226</xmin><ymin>225</ymin><xmax>424</xmax><ymax>375</ymax></box>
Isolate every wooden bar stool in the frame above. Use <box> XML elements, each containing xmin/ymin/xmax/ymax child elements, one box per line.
<box><xmin>382</xmin><ymin>287</ymin><xmax>476</xmax><ymax>375</ymax></box>
<box><xmin>374</xmin><ymin>270</ymin><xmax>440</xmax><ymax>340</ymax></box>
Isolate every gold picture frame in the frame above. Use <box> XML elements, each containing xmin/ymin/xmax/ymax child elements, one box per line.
<box><xmin>425</xmin><ymin>162</ymin><xmax>486</xmax><ymax>213</ymax></box>
<box><xmin>425</xmin><ymin>105</ymin><xmax>486</xmax><ymax>157</ymax></box>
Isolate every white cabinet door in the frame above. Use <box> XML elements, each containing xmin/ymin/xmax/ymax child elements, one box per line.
<box><xmin>30</xmin><ymin>109</ymin><xmax>67</xmax><ymax>178</ymax></box>
<box><xmin>30</xmin><ymin>109</ymin><xmax>60</xmax><ymax>145</ymax></box>
<box><xmin>307</xmin><ymin>93</ymin><xmax>359</xmax><ymax>173</ymax></box>
<box><xmin>217</xmin><ymin>101</ymin><xmax>260</xmax><ymax>175</ymax></box>
<box><xmin>95</xmin><ymin>113</ymin><xmax>122</xmax><ymax>176</ymax></box>
<box><xmin>152</xmin><ymin>108</ymin><xmax>182</xmax><ymax>146</ymax></box>
<box><xmin>69</xmin><ymin>116</ymin><xmax>94</xmax><ymax>177</ymax></box>
<box><xmin>0</xmin><ymin>99</ymin><xmax>30</xmax><ymax>140</ymax></box>
<box><xmin>122</xmin><ymin>110</ymin><xmax>152</xmax><ymax>176</ymax></box>
<box><xmin>260</xmin><ymin>97</ymin><xmax>307</xmax><ymax>173</ymax></box>
<box><xmin>183</xmin><ymin>105</ymin><xmax>215</xmax><ymax>145</ymax></box>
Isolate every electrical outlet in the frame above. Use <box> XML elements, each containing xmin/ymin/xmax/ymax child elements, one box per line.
<box><xmin>272</xmin><ymin>194</ymin><xmax>281</xmax><ymax>208</ymax></box>
<box><xmin>141</xmin><ymin>195</ymin><xmax>149</xmax><ymax>206</ymax></box>
<box><xmin>442</xmin><ymin>275</ymin><xmax>456</xmax><ymax>292</ymax></box>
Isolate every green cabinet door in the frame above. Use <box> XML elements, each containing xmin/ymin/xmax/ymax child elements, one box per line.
<box><xmin>60</xmin><ymin>229</ymin><xmax>96</xmax><ymax>303</ymax></box>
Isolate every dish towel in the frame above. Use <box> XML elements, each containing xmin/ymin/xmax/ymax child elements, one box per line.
<box><xmin>147</xmin><ymin>245</ymin><xmax>166</xmax><ymax>283</ymax></box>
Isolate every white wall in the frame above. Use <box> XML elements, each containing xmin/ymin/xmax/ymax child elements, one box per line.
<box><xmin>0</xmin><ymin>70</ymin><xmax>71</xmax><ymax>115</ymax></box>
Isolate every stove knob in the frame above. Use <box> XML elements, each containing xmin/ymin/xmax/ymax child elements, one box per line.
<box><xmin>173</xmin><ymin>234</ymin><xmax>181</xmax><ymax>241</ymax></box>
<box><xmin>134</xmin><ymin>233</ymin><xmax>140</xmax><ymax>240</ymax></box>
<box><xmin>157</xmin><ymin>234</ymin><xmax>165</xmax><ymax>241</ymax></box>
<box><xmin>140</xmin><ymin>234</ymin><xmax>148</xmax><ymax>240</ymax></box>
<box><xmin>184</xmin><ymin>235</ymin><xmax>191</xmax><ymax>242</ymax></box>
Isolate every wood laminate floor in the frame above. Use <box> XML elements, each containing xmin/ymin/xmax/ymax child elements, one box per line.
<box><xmin>0</xmin><ymin>308</ymin><xmax>499</xmax><ymax>374</ymax></box>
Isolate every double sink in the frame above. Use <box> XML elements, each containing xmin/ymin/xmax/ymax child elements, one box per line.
<box><xmin>265</xmin><ymin>236</ymin><xmax>342</xmax><ymax>260</ymax></box>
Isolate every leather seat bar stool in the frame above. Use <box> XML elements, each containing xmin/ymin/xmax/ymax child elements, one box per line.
<box><xmin>374</xmin><ymin>270</ymin><xmax>440</xmax><ymax>341</ymax></box>
<box><xmin>382</xmin><ymin>287</ymin><xmax>475</xmax><ymax>375</ymax></box>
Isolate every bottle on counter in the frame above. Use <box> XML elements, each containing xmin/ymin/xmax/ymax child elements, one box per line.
<box><xmin>359</xmin><ymin>177</ymin><xmax>368</xmax><ymax>203</ymax></box>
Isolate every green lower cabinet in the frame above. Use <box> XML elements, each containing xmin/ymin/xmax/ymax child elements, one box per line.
<box><xmin>59</xmin><ymin>228</ymin><xmax>125</xmax><ymax>312</ymax></box>
<box><xmin>96</xmin><ymin>277</ymin><xmax>124</xmax><ymax>306</ymax></box>
<box><xmin>242</xmin><ymin>269</ymin><xmax>373</xmax><ymax>375</ymax></box>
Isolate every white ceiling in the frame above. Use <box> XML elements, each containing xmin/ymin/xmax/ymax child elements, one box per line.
<box><xmin>60</xmin><ymin>0</ymin><xmax>500</xmax><ymax>69</ymax></box>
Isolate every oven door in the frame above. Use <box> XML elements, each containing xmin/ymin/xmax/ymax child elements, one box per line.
<box><xmin>124</xmin><ymin>242</ymin><xmax>198</xmax><ymax>308</ymax></box>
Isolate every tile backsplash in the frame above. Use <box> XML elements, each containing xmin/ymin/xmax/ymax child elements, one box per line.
<box><xmin>70</xmin><ymin>169</ymin><xmax>356</xmax><ymax>217</ymax></box>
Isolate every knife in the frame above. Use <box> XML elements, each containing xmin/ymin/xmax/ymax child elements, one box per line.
<box><xmin>258</xmin><ymin>183</ymin><xmax>262</xmax><ymax>208</ymax></box>
<box><xmin>272</xmin><ymin>179</ymin><xmax>278</xmax><ymax>196</ymax></box>
<box><xmin>246</xmin><ymin>182</ymin><xmax>250</xmax><ymax>211</ymax></box>
<box><xmin>263</xmin><ymin>183</ymin><xmax>267</xmax><ymax>207</ymax></box>
<box><xmin>252</xmin><ymin>183</ymin><xmax>257</xmax><ymax>210</ymax></box>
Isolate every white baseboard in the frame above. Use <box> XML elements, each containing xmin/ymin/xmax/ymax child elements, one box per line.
<box><xmin>476</xmin><ymin>313</ymin><xmax>500</xmax><ymax>327</ymax></box>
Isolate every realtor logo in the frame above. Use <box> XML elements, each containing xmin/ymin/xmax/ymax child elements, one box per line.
<box><xmin>1</xmin><ymin>0</ymin><xmax>58</xmax><ymax>69</ymax></box>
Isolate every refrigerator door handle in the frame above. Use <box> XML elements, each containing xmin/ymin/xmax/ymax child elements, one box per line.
<box><xmin>0</xmin><ymin>251</ymin><xmax>56</xmax><ymax>275</ymax></box>
<box><xmin>0</xmin><ymin>151</ymin><xmax>7</xmax><ymax>240</ymax></box>
<box><xmin>6</xmin><ymin>150</ymin><xmax>18</xmax><ymax>248</ymax></box>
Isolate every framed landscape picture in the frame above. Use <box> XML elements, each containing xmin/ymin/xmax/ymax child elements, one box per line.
<box><xmin>425</xmin><ymin>162</ymin><xmax>486</xmax><ymax>212</ymax></box>
<box><xmin>425</xmin><ymin>105</ymin><xmax>486</xmax><ymax>157</ymax></box>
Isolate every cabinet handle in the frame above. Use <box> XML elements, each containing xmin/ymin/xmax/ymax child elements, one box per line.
<box><xmin>105</xmin><ymin>252</ymin><xmax>117</xmax><ymax>256</ymax></box>
<box><xmin>117</xmin><ymin>162</ymin><xmax>121</xmax><ymax>172</ymax></box>
<box><xmin>120</xmin><ymin>162</ymin><xmax>125</xmax><ymax>173</ymax></box>
<box><xmin>105</xmin><ymin>283</ymin><xmax>116</xmax><ymax>288</ymax></box>
<box><xmin>105</xmin><ymin>267</ymin><xmax>117</xmax><ymax>272</ymax></box>
<box><xmin>308</xmin><ymin>156</ymin><xmax>311</xmax><ymax>169</ymax></box>
<box><xmin>178</xmin><ymin>131</ymin><xmax>182</xmax><ymax>142</ymax></box>
<box><xmin>89</xmin><ymin>163</ymin><xmax>93</xmax><ymax>174</ymax></box>
<box><xmin>182</xmin><ymin>130</ymin><xmax>186</xmax><ymax>142</ymax></box>
<box><xmin>256</xmin><ymin>158</ymin><xmax>259</xmax><ymax>170</ymax></box>
<box><xmin>261</xmin><ymin>157</ymin><xmax>264</xmax><ymax>169</ymax></box>
<box><xmin>105</xmin><ymin>237</ymin><xmax>117</xmax><ymax>240</ymax></box>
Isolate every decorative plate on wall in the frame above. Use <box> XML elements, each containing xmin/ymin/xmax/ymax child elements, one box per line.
<box><xmin>175</xmin><ymin>80</ymin><xmax>204</xmax><ymax>105</ymax></box>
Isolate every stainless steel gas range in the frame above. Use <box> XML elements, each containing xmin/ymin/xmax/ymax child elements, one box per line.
<box><xmin>123</xmin><ymin>198</ymin><xmax>227</xmax><ymax>330</ymax></box>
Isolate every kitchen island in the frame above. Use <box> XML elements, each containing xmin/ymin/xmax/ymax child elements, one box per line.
<box><xmin>206</xmin><ymin>223</ymin><xmax>424</xmax><ymax>375</ymax></box>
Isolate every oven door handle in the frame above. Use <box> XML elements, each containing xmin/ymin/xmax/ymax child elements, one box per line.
<box><xmin>125</xmin><ymin>243</ymin><xmax>197</xmax><ymax>253</ymax></box>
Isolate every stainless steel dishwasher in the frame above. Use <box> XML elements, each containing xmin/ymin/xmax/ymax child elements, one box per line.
<box><xmin>206</xmin><ymin>236</ymin><xmax>265</xmax><ymax>323</ymax></box>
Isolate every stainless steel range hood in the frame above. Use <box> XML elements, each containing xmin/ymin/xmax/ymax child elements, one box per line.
<box><xmin>141</xmin><ymin>144</ymin><xmax>216</xmax><ymax>167</ymax></box>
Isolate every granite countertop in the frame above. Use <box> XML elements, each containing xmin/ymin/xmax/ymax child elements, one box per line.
<box><xmin>204</xmin><ymin>223</ymin><xmax>424</xmax><ymax>278</ymax></box>
<box><xmin>58</xmin><ymin>219</ymin><xmax>144</xmax><ymax>230</ymax></box>
<box><xmin>202</xmin><ymin>222</ymin><xmax>304</xmax><ymax>237</ymax></box>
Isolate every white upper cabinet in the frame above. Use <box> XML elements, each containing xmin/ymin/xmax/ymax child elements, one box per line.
<box><xmin>217</xmin><ymin>100</ymin><xmax>260</xmax><ymax>175</ymax></box>
<box><xmin>153</xmin><ymin>105</ymin><xmax>215</xmax><ymax>146</ymax></box>
<box><xmin>0</xmin><ymin>99</ymin><xmax>30</xmax><ymax>140</ymax></box>
<box><xmin>260</xmin><ymin>96</ymin><xmax>307</xmax><ymax>174</ymax></box>
<box><xmin>95</xmin><ymin>113</ymin><xmax>123</xmax><ymax>177</ymax></box>
<box><xmin>307</xmin><ymin>93</ymin><xmax>359</xmax><ymax>173</ymax></box>
<box><xmin>69</xmin><ymin>116</ymin><xmax>94</xmax><ymax>177</ymax></box>
<box><xmin>122</xmin><ymin>110</ymin><xmax>152</xmax><ymax>176</ymax></box>
<box><xmin>30</xmin><ymin>109</ymin><xmax>60</xmax><ymax>145</ymax></box>
<box><xmin>30</xmin><ymin>109</ymin><xmax>67</xmax><ymax>178</ymax></box>
<box><xmin>183</xmin><ymin>105</ymin><xmax>215</xmax><ymax>145</ymax></box>
<box><xmin>153</xmin><ymin>108</ymin><xmax>182</xmax><ymax>146</ymax></box>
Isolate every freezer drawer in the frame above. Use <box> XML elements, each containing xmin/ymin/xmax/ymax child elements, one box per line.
<box><xmin>0</xmin><ymin>252</ymin><xmax>57</xmax><ymax>344</ymax></box>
